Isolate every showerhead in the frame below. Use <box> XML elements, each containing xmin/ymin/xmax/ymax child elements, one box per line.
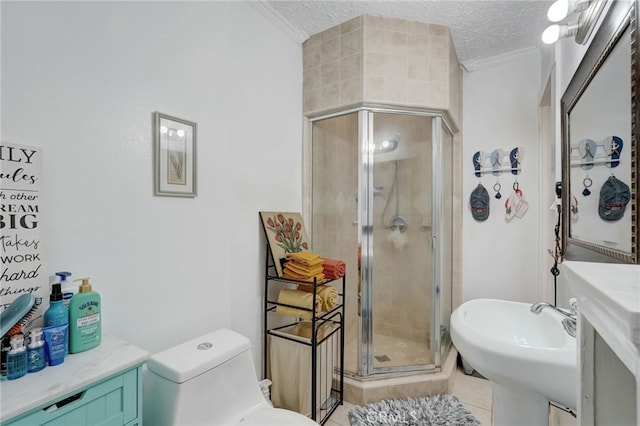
<box><xmin>374</xmin><ymin>135</ymin><xmax>399</xmax><ymax>154</ymax></box>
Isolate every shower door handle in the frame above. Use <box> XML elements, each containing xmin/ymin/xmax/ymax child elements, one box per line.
<box><xmin>432</xmin><ymin>235</ymin><xmax>437</xmax><ymax>249</ymax></box>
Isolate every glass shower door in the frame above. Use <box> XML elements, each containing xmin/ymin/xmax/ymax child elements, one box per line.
<box><xmin>367</xmin><ymin>111</ymin><xmax>434</xmax><ymax>373</ymax></box>
<box><xmin>310</xmin><ymin>108</ymin><xmax>454</xmax><ymax>378</ymax></box>
<box><xmin>310</xmin><ymin>112</ymin><xmax>360</xmax><ymax>376</ymax></box>
<box><xmin>432</xmin><ymin>117</ymin><xmax>454</xmax><ymax>366</ymax></box>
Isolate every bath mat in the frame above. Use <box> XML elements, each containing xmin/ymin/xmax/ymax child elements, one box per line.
<box><xmin>349</xmin><ymin>394</ymin><xmax>480</xmax><ymax>426</ymax></box>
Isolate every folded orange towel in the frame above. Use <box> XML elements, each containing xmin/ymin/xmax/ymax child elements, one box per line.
<box><xmin>321</xmin><ymin>258</ymin><xmax>346</xmax><ymax>280</ymax></box>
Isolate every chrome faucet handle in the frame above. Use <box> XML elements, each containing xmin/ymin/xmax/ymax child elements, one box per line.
<box><xmin>568</xmin><ymin>297</ymin><xmax>578</xmax><ymax>316</ymax></box>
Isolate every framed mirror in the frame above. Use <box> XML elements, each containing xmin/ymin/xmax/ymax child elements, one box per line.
<box><xmin>561</xmin><ymin>0</ymin><xmax>639</xmax><ymax>264</ymax></box>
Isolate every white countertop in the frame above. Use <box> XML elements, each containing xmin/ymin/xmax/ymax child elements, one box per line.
<box><xmin>562</xmin><ymin>260</ymin><xmax>640</xmax><ymax>374</ymax></box>
<box><xmin>0</xmin><ymin>334</ymin><xmax>148</xmax><ymax>422</ymax></box>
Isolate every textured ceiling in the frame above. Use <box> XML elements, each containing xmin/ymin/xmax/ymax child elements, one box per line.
<box><xmin>266</xmin><ymin>0</ymin><xmax>554</xmax><ymax>67</ymax></box>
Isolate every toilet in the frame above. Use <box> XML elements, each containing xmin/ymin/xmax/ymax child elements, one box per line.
<box><xmin>143</xmin><ymin>328</ymin><xmax>319</xmax><ymax>425</ymax></box>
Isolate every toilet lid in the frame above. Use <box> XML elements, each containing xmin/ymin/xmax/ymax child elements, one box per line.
<box><xmin>237</xmin><ymin>407</ymin><xmax>319</xmax><ymax>425</ymax></box>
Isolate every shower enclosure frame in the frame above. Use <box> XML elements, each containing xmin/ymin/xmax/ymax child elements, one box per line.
<box><xmin>305</xmin><ymin>106</ymin><xmax>456</xmax><ymax>378</ymax></box>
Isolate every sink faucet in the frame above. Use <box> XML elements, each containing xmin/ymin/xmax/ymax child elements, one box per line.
<box><xmin>530</xmin><ymin>299</ymin><xmax>578</xmax><ymax>338</ymax></box>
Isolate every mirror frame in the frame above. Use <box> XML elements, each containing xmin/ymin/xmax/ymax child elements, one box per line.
<box><xmin>561</xmin><ymin>0</ymin><xmax>639</xmax><ymax>264</ymax></box>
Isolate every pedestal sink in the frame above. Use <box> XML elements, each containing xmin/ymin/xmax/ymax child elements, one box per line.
<box><xmin>450</xmin><ymin>298</ymin><xmax>577</xmax><ymax>426</ymax></box>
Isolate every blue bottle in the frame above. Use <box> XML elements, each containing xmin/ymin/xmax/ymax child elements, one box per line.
<box><xmin>55</xmin><ymin>271</ymin><xmax>74</xmax><ymax>309</ymax></box>
<box><xmin>7</xmin><ymin>334</ymin><xmax>27</xmax><ymax>380</ymax></box>
<box><xmin>44</xmin><ymin>283</ymin><xmax>69</xmax><ymax>356</ymax></box>
<box><xmin>27</xmin><ymin>328</ymin><xmax>46</xmax><ymax>373</ymax></box>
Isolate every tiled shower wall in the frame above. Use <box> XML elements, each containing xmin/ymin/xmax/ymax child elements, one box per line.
<box><xmin>303</xmin><ymin>14</ymin><xmax>461</xmax><ymax>125</ymax></box>
<box><xmin>305</xmin><ymin>14</ymin><xmax>463</xmax><ymax>373</ymax></box>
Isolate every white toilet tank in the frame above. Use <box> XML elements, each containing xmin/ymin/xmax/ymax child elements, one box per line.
<box><xmin>143</xmin><ymin>328</ymin><xmax>267</xmax><ymax>426</ymax></box>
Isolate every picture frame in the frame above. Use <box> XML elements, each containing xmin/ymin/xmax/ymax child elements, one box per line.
<box><xmin>153</xmin><ymin>111</ymin><xmax>197</xmax><ymax>197</ymax></box>
<box><xmin>259</xmin><ymin>212</ymin><xmax>311</xmax><ymax>277</ymax></box>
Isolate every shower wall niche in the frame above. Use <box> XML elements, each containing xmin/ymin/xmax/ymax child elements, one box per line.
<box><xmin>303</xmin><ymin>15</ymin><xmax>461</xmax><ymax>382</ymax></box>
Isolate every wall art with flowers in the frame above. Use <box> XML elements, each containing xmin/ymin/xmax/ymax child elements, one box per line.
<box><xmin>259</xmin><ymin>211</ymin><xmax>310</xmax><ymax>277</ymax></box>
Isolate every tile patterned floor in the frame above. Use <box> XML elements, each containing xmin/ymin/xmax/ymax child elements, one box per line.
<box><xmin>344</xmin><ymin>334</ymin><xmax>431</xmax><ymax>372</ymax></box>
<box><xmin>324</xmin><ymin>366</ymin><xmax>577</xmax><ymax>425</ymax></box>
<box><xmin>325</xmin><ymin>366</ymin><xmax>491</xmax><ymax>425</ymax></box>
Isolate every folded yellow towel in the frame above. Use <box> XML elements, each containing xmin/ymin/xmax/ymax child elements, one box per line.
<box><xmin>283</xmin><ymin>269</ymin><xmax>325</xmax><ymax>283</ymax></box>
<box><xmin>297</xmin><ymin>285</ymin><xmax>338</xmax><ymax>311</ymax></box>
<box><xmin>284</xmin><ymin>273</ymin><xmax>326</xmax><ymax>284</ymax></box>
<box><xmin>284</xmin><ymin>262</ymin><xmax>324</xmax><ymax>277</ymax></box>
<box><xmin>286</xmin><ymin>251</ymin><xmax>324</xmax><ymax>267</ymax></box>
<box><xmin>276</xmin><ymin>288</ymin><xmax>322</xmax><ymax>319</ymax></box>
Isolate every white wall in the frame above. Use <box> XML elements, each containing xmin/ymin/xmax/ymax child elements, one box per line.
<box><xmin>1</xmin><ymin>1</ymin><xmax>302</xmax><ymax>369</ymax></box>
<box><xmin>462</xmin><ymin>50</ymin><xmax>542</xmax><ymax>303</ymax></box>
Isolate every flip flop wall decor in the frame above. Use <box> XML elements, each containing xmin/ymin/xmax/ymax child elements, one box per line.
<box><xmin>471</xmin><ymin>147</ymin><xmax>523</xmax><ymax>176</ymax></box>
<box><xmin>604</xmin><ymin>136</ymin><xmax>623</xmax><ymax>168</ymax></box>
<box><xmin>569</xmin><ymin>136</ymin><xmax>624</xmax><ymax>168</ymax></box>
<box><xmin>578</xmin><ymin>139</ymin><xmax>597</xmax><ymax>170</ymax></box>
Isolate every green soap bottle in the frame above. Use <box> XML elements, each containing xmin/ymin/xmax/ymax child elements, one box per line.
<box><xmin>68</xmin><ymin>277</ymin><xmax>101</xmax><ymax>353</ymax></box>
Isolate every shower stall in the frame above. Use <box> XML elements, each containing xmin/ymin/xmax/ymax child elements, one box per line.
<box><xmin>309</xmin><ymin>107</ymin><xmax>454</xmax><ymax>378</ymax></box>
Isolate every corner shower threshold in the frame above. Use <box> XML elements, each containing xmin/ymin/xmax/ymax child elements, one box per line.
<box><xmin>344</xmin><ymin>365</ymin><xmax>441</xmax><ymax>382</ymax></box>
<box><xmin>342</xmin><ymin>347</ymin><xmax>459</xmax><ymax>405</ymax></box>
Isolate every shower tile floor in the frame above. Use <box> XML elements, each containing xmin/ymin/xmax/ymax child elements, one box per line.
<box><xmin>345</xmin><ymin>334</ymin><xmax>431</xmax><ymax>372</ymax></box>
<box><xmin>326</xmin><ymin>365</ymin><xmax>577</xmax><ymax>426</ymax></box>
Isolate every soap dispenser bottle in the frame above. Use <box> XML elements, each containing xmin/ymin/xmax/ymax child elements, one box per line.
<box><xmin>1</xmin><ymin>325</ymin><xmax>22</xmax><ymax>380</ymax></box>
<box><xmin>44</xmin><ymin>283</ymin><xmax>69</xmax><ymax>355</ymax></box>
<box><xmin>69</xmin><ymin>277</ymin><xmax>101</xmax><ymax>353</ymax></box>
<box><xmin>7</xmin><ymin>334</ymin><xmax>27</xmax><ymax>380</ymax></box>
<box><xmin>27</xmin><ymin>328</ymin><xmax>46</xmax><ymax>373</ymax></box>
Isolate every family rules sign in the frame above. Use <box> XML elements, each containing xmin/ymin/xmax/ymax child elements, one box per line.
<box><xmin>0</xmin><ymin>142</ymin><xmax>46</xmax><ymax>332</ymax></box>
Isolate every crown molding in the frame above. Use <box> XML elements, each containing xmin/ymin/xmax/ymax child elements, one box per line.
<box><xmin>249</xmin><ymin>1</ymin><xmax>309</xmax><ymax>44</ymax></box>
<box><xmin>462</xmin><ymin>46</ymin><xmax>540</xmax><ymax>72</ymax></box>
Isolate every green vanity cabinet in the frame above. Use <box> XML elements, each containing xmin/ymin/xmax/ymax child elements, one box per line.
<box><xmin>1</xmin><ymin>335</ymin><xmax>148</xmax><ymax>426</ymax></box>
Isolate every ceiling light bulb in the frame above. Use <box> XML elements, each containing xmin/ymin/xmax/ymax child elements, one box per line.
<box><xmin>160</xmin><ymin>125</ymin><xmax>168</xmax><ymax>134</ymax></box>
<box><xmin>176</xmin><ymin>129</ymin><xmax>186</xmax><ymax>137</ymax></box>
<box><xmin>542</xmin><ymin>25</ymin><xmax>561</xmax><ymax>44</ymax></box>
<box><xmin>548</xmin><ymin>0</ymin><xmax>570</xmax><ymax>22</ymax></box>
<box><xmin>542</xmin><ymin>22</ymin><xmax>579</xmax><ymax>44</ymax></box>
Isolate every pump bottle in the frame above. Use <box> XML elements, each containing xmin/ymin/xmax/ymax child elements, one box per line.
<box><xmin>27</xmin><ymin>328</ymin><xmax>46</xmax><ymax>373</ymax></box>
<box><xmin>44</xmin><ymin>283</ymin><xmax>69</xmax><ymax>355</ymax></box>
<box><xmin>69</xmin><ymin>277</ymin><xmax>101</xmax><ymax>353</ymax></box>
<box><xmin>7</xmin><ymin>334</ymin><xmax>27</xmax><ymax>380</ymax></box>
<box><xmin>55</xmin><ymin>271</ymin><xmax>74</xmax><ymax>308</ymax></box>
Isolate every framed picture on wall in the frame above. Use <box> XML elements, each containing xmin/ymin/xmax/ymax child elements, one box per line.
<box><xmin>153</xmin><ymin>111</ymin><xmax>197</xmax><ymax>197</ymax></box>
<box><xmin>259</xmin><ymin>212</ymin><xmax>310</xmax><ymax>277</ymax></box>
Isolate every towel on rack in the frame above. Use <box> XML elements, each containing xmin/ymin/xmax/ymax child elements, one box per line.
<box><xmin>283</xmin><ymin>268</ymin><xmax>326</xmax><ymax>283</ymax></box>
<box><xmin>297</xmin><ymin>284</ymin><xmax>339</xmax><ymax>311</ymax></box>
<box><xmin>276</xmin><ymin>288</ymin><xmax>322</xmax><ymax>319</ymax></box>
<box><xmin>284</xmin><ymin>261</ymin><xmax>324</xmax><ymax>277</ymax></box>
<box><xmin>283</xmin><ymin>252</ymin><xmax>326</xmax><ymax>283</ymax></box>
<box><xmin>321</xmin><ymin>258</ymin><xmax>345</xmax><ymax>280</ymax></box>
<box><xmin>286</xmin><ymin>251</ymin><xmax>324</xmax><ymax>268</ymax></box>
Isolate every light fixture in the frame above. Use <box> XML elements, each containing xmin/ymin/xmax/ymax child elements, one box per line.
<box><xmin>547</xmin><ymin>0</ymin><xmax>591</xmax><ymax>23</ymax></box>
<box><xmin>542</xmin><ymin>23</ymin><xmax>578</xmax><ymax>45</ymax></box>
<box><xmin>541</xmin><ymin>0</ymin><xmax>606</xmax><ymax>45</ymax></box>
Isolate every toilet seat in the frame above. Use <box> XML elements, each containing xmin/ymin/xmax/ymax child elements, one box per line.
<box><xmin>237</xmin><ymin>407</ymin><xmax>319</xmax><ymax>425</ymax></box>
